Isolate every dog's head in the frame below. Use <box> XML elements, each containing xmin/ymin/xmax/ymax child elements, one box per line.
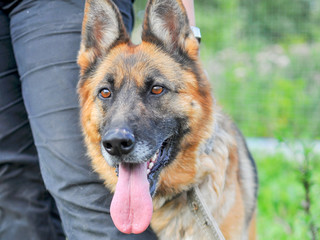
<box><xmin>78</xmin><ymin>0</ymin><xmax>214</xmax><ymax>234</ymax></box>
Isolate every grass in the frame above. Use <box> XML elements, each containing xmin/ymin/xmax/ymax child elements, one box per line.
<box><xmin>255</xmin><ymin>151</ymin><xmax>320</xmax><ymax>239</ymax></box>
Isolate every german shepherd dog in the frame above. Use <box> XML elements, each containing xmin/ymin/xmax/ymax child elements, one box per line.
<box><xmin>77</xmin><ymin>0</ymin><xmax>258</xmax><ymax>239</ymax></box>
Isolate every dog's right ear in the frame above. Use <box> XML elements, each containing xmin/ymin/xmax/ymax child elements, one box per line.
<box><xmin>78</xmin><ymin>0</ymin><xmax>129</xmax><ymax>77</ymax></box>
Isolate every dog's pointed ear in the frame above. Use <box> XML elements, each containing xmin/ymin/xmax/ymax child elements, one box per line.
<box><xmin>78</xmin><ymin>0</ymin><xmax>129</xmax><ymax>75</ymax></box>
<box><xmin>141</xmin><ymin>0</ymin><xmax>199</xmax><ymax>59</ymax></box>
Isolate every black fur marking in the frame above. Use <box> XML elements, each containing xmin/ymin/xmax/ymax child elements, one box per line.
<box><xmin>84</xmin><ymin>23</ymin><xmax>97</xmax><ymax>49</ymax></box>
<box><xmin>247</xmin><ymin>146</ymin><xmax>259</xmax><ymax>200</ymax></box>
<box><xmin>235</xmin><ymin>126</ymin><xmax>259</xmax><ymax>226</ymax></box>
<box><xmin>148</xmin><ymin>116</ymin><xmax>190</xmax><ymax>197</ymax></box>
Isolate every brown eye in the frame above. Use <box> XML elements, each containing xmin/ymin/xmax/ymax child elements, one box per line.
<box><xmin>99</xmin><ymin>88</ymin><xmax>111</xmax><ymax>99</ymax></box>
<box><xmin>151</xmin><ymin>86</ymin><xmax>164</xmax><ymax>95</ymax></box>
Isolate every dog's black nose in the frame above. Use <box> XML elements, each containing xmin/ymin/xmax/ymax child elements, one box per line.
<box><xmin>102</xmin><ymin>128</ymin><xmax>135</xmax><ymax>156</ymax></box>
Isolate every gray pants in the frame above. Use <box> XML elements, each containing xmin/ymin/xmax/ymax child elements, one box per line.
<box><xmin>0</xmin><ymin>0</ymin><xmax>157</xmax><ymax>239</ymax></box>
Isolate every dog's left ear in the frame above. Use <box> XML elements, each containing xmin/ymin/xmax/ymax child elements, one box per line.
<box><xmin>142</xmin><ymin>0</ymin><xmax>199</xmax><ymax>59</ymax></box>
<box><xmin>78</xmin><ymin>0</ymin><xmax>129</xmax><ymax>76</ymax></box>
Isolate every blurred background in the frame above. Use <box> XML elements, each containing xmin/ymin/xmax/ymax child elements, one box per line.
<box><xmin>133</xmin><ymin>0</ymin><xmax>320</xmax><ymax>239</ymax></box>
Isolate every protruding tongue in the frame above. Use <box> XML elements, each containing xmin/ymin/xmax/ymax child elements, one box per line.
<box><xmin>110</xmin><ymin>162</ymin><xmax>153</xmax><ymax>234</ymax></box>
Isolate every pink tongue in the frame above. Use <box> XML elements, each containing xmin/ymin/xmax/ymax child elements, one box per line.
<box><xmin>110</xmin><ymin>162</ymin><xmax>153</xmax><ymax>234</ymax></box>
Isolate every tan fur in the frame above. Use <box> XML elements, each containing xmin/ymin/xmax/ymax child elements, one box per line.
<box><xmin>248</xmin><ymin>213</ymin><xmax>257</xmax><ymax>240</ymax></box>
<box><xmin>77</xmin><ymin>0</ymin><xmax>257</xmax><ymax>239</ymax></box>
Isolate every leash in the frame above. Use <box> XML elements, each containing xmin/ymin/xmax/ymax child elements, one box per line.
<box><xmin>187</xmin><ymin>186</ymin><xmax>226</xmax><ymax>240</ymax></box>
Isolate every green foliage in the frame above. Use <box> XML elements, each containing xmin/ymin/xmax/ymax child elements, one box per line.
<box><xmin>256</xmin><ymin>152</ymin><xmax>320</xmax><ymax>239</ymax></box>
<box><xmin>240</xmin><ymin>0</ymin><xmax>320</xmax><ymax>43</ymax></box>
<box><xmin>195</xmin><ymin>0</ymin><xmax>320</xmax><ymax>49</ymax></box>
<box><xmin>203</xmin><ymin>44</ymin><xmax>320</xmax><ymax>139</ymax></box>
<box><xmin>195</xmin><ymin>0</ymin><xmax>242</xmax><ymax>51</ymax></box>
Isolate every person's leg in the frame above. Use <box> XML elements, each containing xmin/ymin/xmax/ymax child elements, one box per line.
<box><xmin>0</xmin><ymin>8</ymin><xmax>64</xmax><ymax>240</ymax></box>
<box><xmin>9</xmin><ymin>0</ymin><xmax>156</xmax><ymax>239</ymax></box>
<box><xmin>113</xmin><ymin>0</ymin><xmax>135</xmax><ymax>33</ymax></box>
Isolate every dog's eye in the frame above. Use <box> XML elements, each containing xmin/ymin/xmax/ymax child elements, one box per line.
<box><xmin>151</xmin><ymin>86</ymin><xmax>164</xmax><ymax>95</ymax></box>
<box><xmin>99</xmin><ymin>88</ymin><xmax>111</xmax><ymax>99</ymax></box>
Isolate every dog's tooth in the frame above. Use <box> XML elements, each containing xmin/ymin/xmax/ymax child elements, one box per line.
<box><xmin>151</xmin><ymin>154</ymin><xmax>157</xmax><ymax>162</ymax></box>
<box><xmin>149</xmin><ymin>162</ymin><xmax>154</xmax><ymax>169</ymax></box>
<box><xmin>147</xmin><ymin>169</ymin><xmax>150</xmax><ymax>174</ymax></box>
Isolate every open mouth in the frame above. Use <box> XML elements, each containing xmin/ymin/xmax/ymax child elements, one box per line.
<box><xmin>146</xmin><ymin>149</ymin><xmax>159</xmax><ymax>175</ymax></box>
<box><xmin>110</xmin><ymin>137</ymin><xmax>174</xmax><ymax>234</ymax></box>
<box><xmin>147</xmin><ymin>138</ymin><xmax>171</xmax><ymax>173</ymax></box>
<box><xmin>115</xmin><ymin>137</ymin><xmax>173</xmax><ymax>196</ymax></box>
<box><xmin>146</xmin><ymin>138</ymin><xmax>172</xmax><ymax>196</ymax></box>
